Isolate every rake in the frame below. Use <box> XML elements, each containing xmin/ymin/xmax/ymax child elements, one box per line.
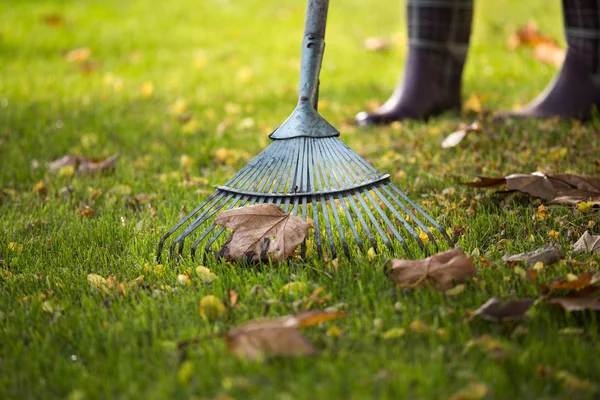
<box><xmin>157</xmin><ymin>0</ymin><xmax>452</xmax><ymax>261</ymax></box>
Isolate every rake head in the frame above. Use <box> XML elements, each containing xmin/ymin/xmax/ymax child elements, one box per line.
<box><xmin>157</xmin><ymin>0</ymin><xmax>452</xmax><ymax>262</ymax></box>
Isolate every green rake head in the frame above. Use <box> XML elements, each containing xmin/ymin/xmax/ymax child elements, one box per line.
<box><xmin>157</xmin><ymin>0</ymin><xmax>452</xmax><ymax>262</ymax></box>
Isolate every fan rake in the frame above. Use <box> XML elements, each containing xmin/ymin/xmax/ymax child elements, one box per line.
<box><xmin>157</xmin><ymin>0</ymin><xmax>452</xmax><ymax>262</ymax></box>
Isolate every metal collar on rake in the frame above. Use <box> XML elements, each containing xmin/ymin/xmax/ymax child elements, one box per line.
<box><xmin>157</xmin><ymin>0</ymin><xmax>452</xmax><ymax>262</ymax></box>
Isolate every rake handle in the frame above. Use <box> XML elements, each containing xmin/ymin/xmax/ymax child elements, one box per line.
<box><xmin>299</xmin><ymin>0</ymin><xmax>329</xmax><ymax>109</ymax></box>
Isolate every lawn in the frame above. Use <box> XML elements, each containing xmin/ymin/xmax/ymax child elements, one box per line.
<box><xmin>1</xmin><ymin>0</ymin><xmax>599</xmax><ymax>399</ymax></box>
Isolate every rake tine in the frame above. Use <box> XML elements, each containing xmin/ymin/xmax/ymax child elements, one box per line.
<box><xmin>388</xmin><ymin>184</ymin><xmax>452</xmax><ymax>244</ymax></box>
<box><xmin>157</xmin><ymin>192</ymin><xmax>221</xmax><ymax>261</ymax></box>
<box><xmin>319</xmin><ymin>139</ymin><xmax>378</xmax><ymax>250</ymax></box>
<box><xmin>380</xmin><ymin>185</ymin><xmax>437</xmax><ymax>251</ymax></box>
<box><xmin>190</xmin><ymin>195</ymin><xmax>250</xmax><ymax>257</ymax></box>
<box><xmin>313</xmin><ymin>138</ymin><xmax>337</xmax><ymax>258</ymax></box>
<box><xmin>372</xmin><ymin>186</ymin><xmax>426</xmax><ymax>254</ymax></box>
<box><xmin>314</xmin><ymin>139</ymin><xmax>350</xmax><ymax>256</ymax></box>
<box><xmin>169</xmin><ymin>193</ymin><xmax>236</xmax><ymax>257</ymax></box>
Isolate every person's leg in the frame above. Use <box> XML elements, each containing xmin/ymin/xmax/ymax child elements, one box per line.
<box><xmin>355</xmin><ymin>0</ymin><xmax>473</xmax><ymax>127</ymax></box>
<box><xmin>499</xmin><ymin>0</ymin><xmax>600</xmax><ymax>120</ymax></box>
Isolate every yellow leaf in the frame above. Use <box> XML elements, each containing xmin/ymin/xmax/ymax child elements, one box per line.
<box><xmin>169</xmin><ymin>98</ymin><xmax>187</xmax><ymax>116</ymax></box>
<box><xmin>577</xmin><ymin>201</ymin><xmax>595</xmax><ymax>214</ymax></box>
<box><xmin>445</xmin><ymin>284</ymin><xmax>466</xmax><ymax>296</ymax></box>
<box><xmin>180</xmin><ymin>155</ymin><xmax>194</xmax><ymax>170</ymax></box>
<box><xmin>549</xmin><ymin>230</ymin><xmax>559</xmax><ymax>240</ymax></box>
<box><xmin>281</xmin><ymin>282</ymin><xmax>308</xmax><ymax>296</ymax></box>
<box><xmin>409</xmin><ymin>320</ymin><xmax>430</xmax><ymax>334</ymax></box>
<box><xmin>58</xmin><ymin>165</ymin><xmax>75</xmax><ymax>177</ymax></box>
<box><xmin>87</xmin><ymin>273</ymin><xmax>107</xmax><ymax>290</ymax></box>
<box><xmin>199</xmin><ymin>295</ymin><xmax>227</xmax><ymax>320</ymax></box>
<box><xmin>382</xmin><ymin>328</ymin><xmax>406</xmax><ymax>339</ymax></box>
<box><xmin>141</xmin><ymin>81</ymin><xmax>154</xmax><ymax>98</ymax></box>
<box><xmin>177</xmin><ymin>360</ymin><xmax>194</xmax><ymax>384</ymax></box>
<box><xmin>448</xmin><ymin>382</ymin><xmax>489</xmax><ymax>400</ymax></box>
<box><xmin>532</xmin><ymin>261</ymin><xmax>544</xmax><ymax>271</ymax></box>
<box><xmin>177</xmin><ymin>274</ymin><xmax>191</xmax><ymax>286</ymax></box>
<box><xmin>367</xmin><ymin>247</ymin><xmax>376</xmax><ymax>261</ymax></box>
<box><xmin>8</xmin><ymin>242</ymin><xmax>23</xmax><ymax>253</ymax></box>
<box><xmin>33</xmin><ymin>181</ymin><xmax>47</xmax><ymax>195</ymax></box>
<box><xmin>195</xmin><ymin>266</ymin><xmax>218</xmax><ymax>283</ymax></box>
<box><xmin>464</xmin><ymin>94</ymin><xmax>482</xmax><ymax>113</ymax></box>
<box><xmin>326</xmin><ymin>325</ymin><xmax>341</xmax><ymax>338</ymax></box>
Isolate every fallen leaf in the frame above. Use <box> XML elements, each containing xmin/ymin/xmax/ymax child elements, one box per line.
<box><xmin>548</xmin><ymin>272</ymin><xmax>595</xmax><ymax>291</ymax></box>
<box><xmin>448</xmin><ymin>382</ymin><xmax>489</xmax><ymax>400</ymax></box>
<box><xmin>465</xmin><ymin>334</ymin><xmax>507</xmax><ymax>361</ymax></box>
<box><xmin>195</xmin><ymin>266</ymin><xmax>218</xmax><ymax>283</ymax></box>
<box><xmin>363</xmin><ymin>37</ymin><xmax>391</xmax><ymax>52</ymax></box>
<box><xmin>464</xmin><ymin>94</ymin><xmax>483</xmax><ymax>114</ymax></box>
<box><xmin>502</xmin><ymin>244</ymin><xmax>564</xmax><ymax>266</ymax></box>
<box><xmin>464</xmin><ymin>172</ymin><xmax>600</xmax><ymax>206</ymax></box>
<box><xmin>281</xmin><ymin>281</ymin><xmax>308</xmax><ymax>296</ymax></box>
<box><xmin>228</xmin><ymin>289</ymin><xmax>239</xmax><ymax>308</ymax></box>
<box><xmin>177</xmin><ymin>274</ymin><xmax>192</xmax><ymax>286</ymax></box>
<box><xmin>42</xmin><ymin>14</ymin><xmax>65</xmax><ymax>27</ymax></box>
<box><xmin>533</xmin><ymin>42</ymin><xmax>565</xmax><ymax>67</ymax></box>
<box><xmin>199</xmin><ymin>295</ymin><xmax>227</xmax><ymax>320</ymax></box>
<box><xmin>472</xmin><ymin>297</ymin><xmax>535</xmax><ymax>322</ymax></box>
<box><xmin>387</xmin><ymin>247</ymin><xmax>476</xmax><ymax>290</ymax></box>
<box><xmin>48</xmin><ymin>153</ymin><xmax>119</xmax><ymax>175</ymax></box>
<box><xmin>65</xmin><ymin>47</ymin><xmax>91</xmax><ymax>63</ymax></box>
<box><xmin>381</xmin><ymin>328</ymin><xmax>406</xmax><ymax>340</ymax></box>
<box><xmin>224</xmin><ymin>310</ymin><xmax>346</xmax><ymax>360</ymax></box>
<box><xmin>547</xmin><ymin>286</ymin><xmax>600</xmax><ymax>311</ymax></box>
<box><xmin>573</xmin><ymin>231</ymin><xmax>600</xmax><ymax>255</ymax></box>
<box><xmin>555</xmin><ymin>370</ymin><xmax>598</xmax><ymax>391</ymax></box>
<box><xmin>215</xmin><ymin>204</ymin><xmax>311</xmax><ymax>262</ymax></box>
<box><xmin>507</xmin><ymin>20</ymin><xmax>565</xmax><ymax>67</ymax></box>
<box><xmin>441</xmin><ymin>121</ymin><xmax>481</xmax><ymax>149</ymax></box>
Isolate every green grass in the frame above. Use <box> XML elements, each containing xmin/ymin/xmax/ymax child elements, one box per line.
<box><xmin>1</xmin><ymin>0</ymin><xmax>600</xmax><ymax>398</ymax></box>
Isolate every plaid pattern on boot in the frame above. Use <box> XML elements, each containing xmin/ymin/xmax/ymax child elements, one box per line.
<box><xmin>407</xmin><ymin>0</ymin><xmax>474</xmax><ymax>96</ymax></box>
<box><xmin>407</xmin><ymin>0</ymin><xmax>473</xmax><ymax>57</ymax></box>
<box><xmin>563</xmin><ymin>0</ymin><xmax>600</xmax><ymax>79</ymax></box>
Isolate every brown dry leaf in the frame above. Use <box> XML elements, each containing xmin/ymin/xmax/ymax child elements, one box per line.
<box><xmin>547</xmin><ymin>287</ymin><xmax>600</xmax><ymax>312</ymax></box>
<box><xmin>224</xmin><ymin>310</ymin><xmax>346</xmax><ymax>360</ymax></box>
<box><xmin>48</xmin><ymin>153</ymin><xmax>119</xmax><ymax>175</ymax></box>
<box><xmin>573</xmin><ymin>231</ymin><xmax>600</xmax><ymax>255</ymax></box>
<box><xmin>441</xmin><ymin>121</ymin><xmax>481</xmax><ymax>149</ymax></box>
<box><xmin>502</xmin><ymin>244</ymin><xmax>564</xmax><ymax>266</ymax></box>
<box><xmin>472</xmin><ymin>297</ymin><xmax>535</xmax><ymax>322</ymax></box>
<box><xmin>464</xmin><ymin>172</ymin><xmax>600</xmax><ymax>206</ymax></box>
<box><xmin>215</xmin><ymin>204</ymin><xmax>311</xmax><ymax>262</ymax></box>
<box><xmin>548</xmin><ymin>272</ymin><xmax>595</xmax><ymax>291</ymax></box>
<box><xmin>387</xmin><ymin>247</ymin><xmax>476</xmax><ymax>290</ymax></box>
<box><xmin>363</xmin><ymin>37</ymin><xmax>391</xmax><ymax>52</ymax></box>
<box><xmin>507</xmin><ymin>20</ymin><xmax>565</xmax><ymax>66</ymax></box>
<box><xmin>42</xmin><ymin>14</ymin><xmax>65</xmax><ymax>27</ymax></box>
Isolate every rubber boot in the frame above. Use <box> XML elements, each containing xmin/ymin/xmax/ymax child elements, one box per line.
<box><xmin>356</xmin><ymin>0</ymin><xmax>473</xmax><ymax>126</ymax></box>
<box><xmin>498</xmin><ymin>0</ymin><xmax>600</xmax><ymax>121</ymax></box>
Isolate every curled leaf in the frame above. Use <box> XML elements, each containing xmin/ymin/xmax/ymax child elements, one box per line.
<box><xmin>387</xmin><ymin>247</ymin><xmax>476</xmax><ymax>290</ymax></box>
<box><xmin>224</xmin><ymin>310</ymin><xmax>346</xmax><ymax>360</ymax></box>
<box><xmin>502</xmin><ymin>244</ymin><xmax>564</xmax><ymax>266</ymax></box>
<box><xmin>472</xmin><ymin>297</ymin><xmax>535</xmax><ymax>322</ymax></box>
<box><xmin>573</xmin><ymin>231</ymin><xmax>600</xmax><ymax>255</ymax></box>
<box><xmin>48</xmin><ymin>153</ymin><xmax>119</xmax><ymax>175</ymax></box>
